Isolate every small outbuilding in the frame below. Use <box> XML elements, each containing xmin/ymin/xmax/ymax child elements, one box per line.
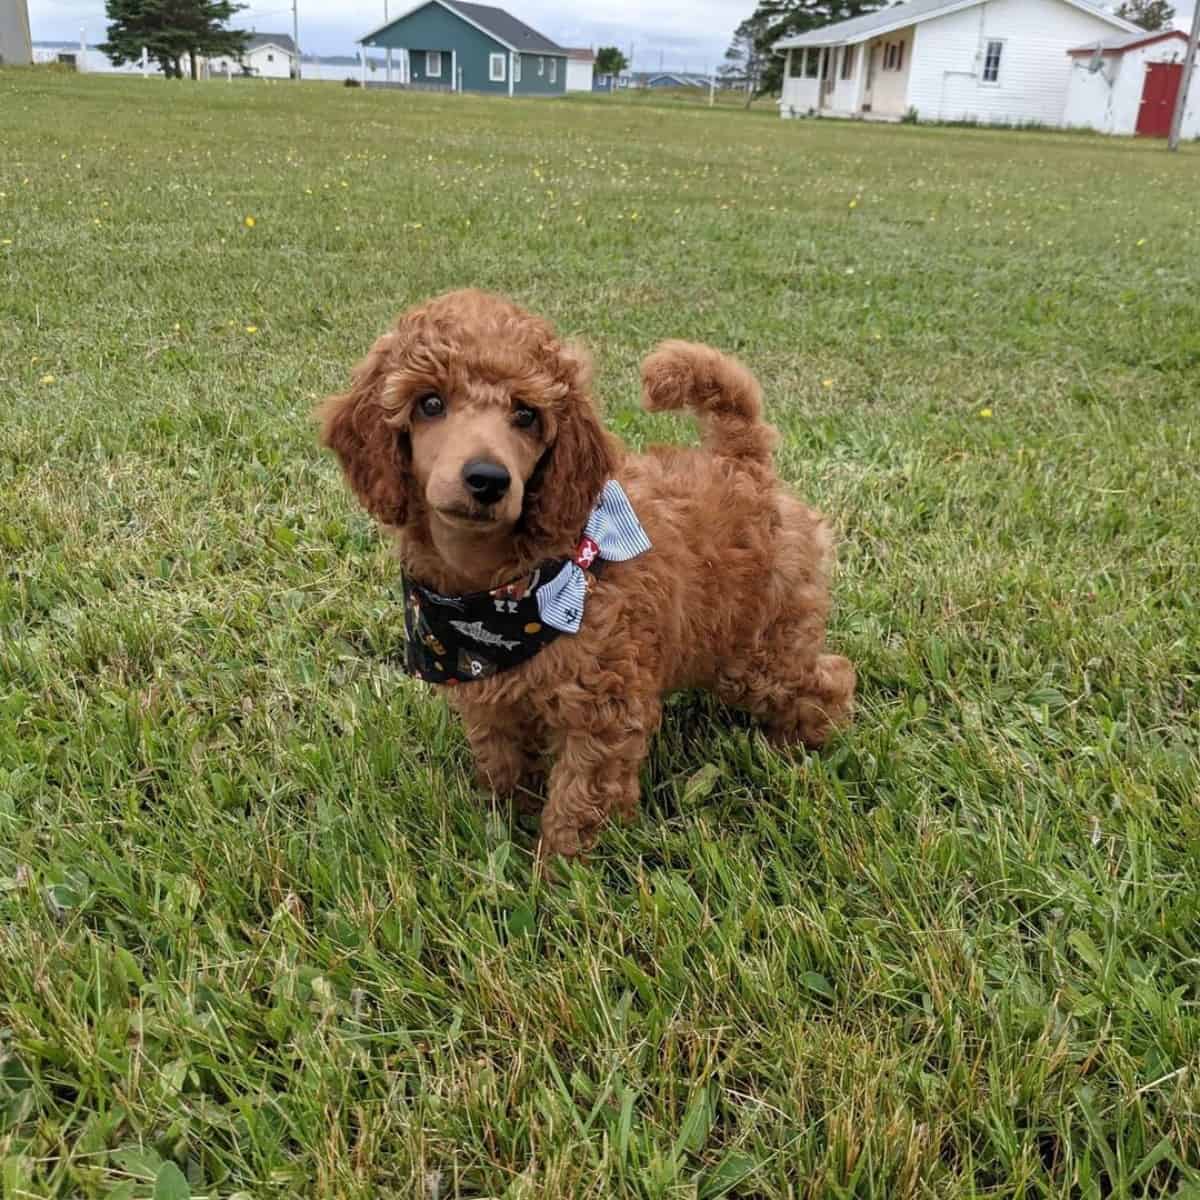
<box><xmin>1064</xmin><ymin>30</ymin><xmax>1199</xmax><ymax>138</ymax></box>
<box><xmin>358</xmin><ymin>0</ymin><xmax>568</xmax><ymax>96</ymax></box>
<box><xmin>564</xmin><ymin>47</ymin><xmax>595</xmax><ymax>92</ymax></box>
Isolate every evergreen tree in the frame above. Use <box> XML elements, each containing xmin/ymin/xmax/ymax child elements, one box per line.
<box><xmin>728</xmin><ymin>0</ymin><xmax>886</xmax><ymax>96</ymax></box>
<box><xmin>1115</xmin><ymin>0</ymin><xmax>1175</xmax><ymax>30</ymax></box>
<box><xmin>101</xmin><ymin>0</ymin><xmax>248</xmax><ymax>79</ymax></box>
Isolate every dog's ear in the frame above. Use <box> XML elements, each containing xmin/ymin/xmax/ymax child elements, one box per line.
<box><xmin>520</xmin><ymin>341</ymin><xmax>617</xmax><ymax>550</ymax></box>
<box><xmin>317</xmin><ymin>332</ymin><xmax>410</xmax><ymax>526</ymax></box>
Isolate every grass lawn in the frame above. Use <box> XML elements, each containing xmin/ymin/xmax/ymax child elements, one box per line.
<box><xmin>1</xmin><ymin>70</ymin><xmax>1199</xmax><ymax>1199</ymax></box>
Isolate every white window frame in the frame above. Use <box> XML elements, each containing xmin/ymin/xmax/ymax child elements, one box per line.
<box><xmin>514</xmin><ymin>54</ymin><xmax>522</xmax><ymax>82</ymax></box>
<box><xmin>804</xmin><ymin>47</ymin><xmax>819</xmax><ymax>78</ymax></box>
<box><xmin>489</xmin><ymin>52</ymin><xmax>506</xmax><ymax>82</ymax></box>
<box><xmin>981</xmin><ymin>39</ymin><xmax>1004</xmax><ymax>85</ymax></box>
<box><xmin>426</xmin><ymin>50</ymin><xmax>442</xmax><ymax>77</ymax></box>
<box><xmin>840</xmin><ymin>45</ymin><xmax>855</xmax><ymax>80</ymax></box>
<box><xmin>549</xmin><ymin>57</ymin><xmax>557</xmax><ymax>84</ymax></box>
<box><xmin>538</xmin><ymin>55</ymin><xmax>544</xmax><ymax>76</ymax></box>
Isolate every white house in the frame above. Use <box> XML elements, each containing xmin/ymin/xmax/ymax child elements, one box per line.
<box><xmin>207</xmin><ymin>32</ymin><xmax>297</xmax><ymax>79</ymax></box>
<box><xmin>564</xmin><ymin>47</ymin><xmax>595</xmax><ymax>91</ymax></box>
<box><xmin>1064</xmin><ymin>30</ymin><xmax>1199</xmax><ymax>138</ymax></box>
<box><xmin>775</xmin><ymin>0</ymin><xmax>1138</xmax><ymax>126</ymax></box>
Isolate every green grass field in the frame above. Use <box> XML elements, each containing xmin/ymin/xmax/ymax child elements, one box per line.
<box><xmin>2</xmin><ymin>70</ymin><xmax>1199</xmax><ymax>1199</ymax></box>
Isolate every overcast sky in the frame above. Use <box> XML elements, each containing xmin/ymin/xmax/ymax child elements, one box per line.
<box><xmin>29</xmin><ymin>0</ymin><xmax>1197</xmax><ymax>69</ymax></box>
<box><xmin>29</xmin><ymin>0</ymin><xmax>754</xmax><ymax>69</ymax></box>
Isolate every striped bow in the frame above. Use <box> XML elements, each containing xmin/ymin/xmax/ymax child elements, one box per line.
<box><xmin>536</xmin><ymin>479</ymin><xmax>651</xmax><ymax>634</ymax></box>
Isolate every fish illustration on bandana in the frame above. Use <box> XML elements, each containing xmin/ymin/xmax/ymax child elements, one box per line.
<box><xmin>401</xmin><ymin>480</ymin><xmax>651</xmax><ymax>685</ymax></box>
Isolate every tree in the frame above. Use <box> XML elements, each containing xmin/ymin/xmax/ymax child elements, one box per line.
<box><xmin>1115</xmin><ymin>0</ymin><xmax>1175</xmax><ymax>30</ymax></box>
<box><xmin>726</xmin><ymin>0</ymin><xmax>885</xmax><ymax>97</ymax></box>
<box><xmin>101</xmin><ymin>0</ymin><xmax>247</xmax><ymax>80</ymax></box>
<box><xmin>594</xmin><ymin>45</ymin><xmax>628</xmax><ymax>81</ymax></box>
<box><xmin>721</xmin><ymin>18</ymin><xmax>768</xmax><ymax>107</ymax></box>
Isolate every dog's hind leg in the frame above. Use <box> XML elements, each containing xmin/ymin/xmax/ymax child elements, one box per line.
<box><xmin>717</xmin><ymin>632</ymin><xmax>856</xmax><ymax>750</ymax></box>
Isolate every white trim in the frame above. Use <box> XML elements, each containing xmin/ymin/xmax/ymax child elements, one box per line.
<box><xmin>490</xmin><ymin>51</ymin><xmax>506</xmax><ymax>81</ymax></box>
<box><xmin>549</xmin><ymin>56</ymin><xmax>556</xmax><ymax>83</ymax></box>
<box><xmin>451</xmin><ymin>48</ymin><xmax>457</xmax><ymax>91</ymax></box>
<box><xmin>538</xmin><ymin>55</ymin><xmax>544</xmax><ymax>76</ymax></box>
<box><xmin>359</xmin><ymin>0</ymin><xmax>519</xmax><ymax>52</ymax></box>
<box><xmin>508</xmin><ymin>50</ymin><xmax>514</xmax><ymax>95</ymax></box>
<box><xmin>514</xmin><ymin>52</ymin><xmax>522</xmax><ymax>82</ymax></box>
<box><xmin>426</xmin><ymin>49</ymin><xmax>442</xmax><ymax>77</ymax></box>
<box><xmin>773</xmin><ymin>0</ymin><xmax>1138</xmax><ymax>49</ymax></box>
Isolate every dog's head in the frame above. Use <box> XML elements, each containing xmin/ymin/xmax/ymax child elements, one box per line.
<box><xmin>319</xmin><ymin>290</ymin><xmax>616</xmax><ymax>574</ymax></box>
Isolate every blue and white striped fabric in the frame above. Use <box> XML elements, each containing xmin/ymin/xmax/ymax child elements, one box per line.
<box><xmin>536</xmin><ymin>479</ymin><xmax>651</xmax><ymax>634</ymax></box>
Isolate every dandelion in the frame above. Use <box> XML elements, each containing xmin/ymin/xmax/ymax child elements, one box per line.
<box><xmin>244</xmin><ymin>215</ymin><xmax>256</xmax><ymax>228</ymax></box>
<box><xmin>849</xmin><ymin>199</ymin><xmax>858</xmax><ymax>210</ymax></box>
<box><xmin>822</xmin><ymin>379</ymin><xmax>834</xmax><ymax>389</ymax></box>
<box><xmin>1136</xmin><ymin>238</ymin><xmax>1146</xmax><ymax>247</ymax></box>
<box><xmin>0</xmin><ymin>238</ymin><xmax>11</xmax><ymax>246</ymax></box>
<box><xmin>979</xmin><ymin>407</ymin><xmax>994</xmax><ymax>419</ymax></box>
<box><xmin>245</xmin><ymin>325</ymin><xmax>259</xmax><ymax>334</ymax></box>
<box><xmin>40</xmin><ymin>374</ymin><xmax>56</xmax><ymax>385</ymax></box>
<box><xmin>173</xmin><ymin>322</ymin><xmax>181</xmax><ymax>331</ymax></box>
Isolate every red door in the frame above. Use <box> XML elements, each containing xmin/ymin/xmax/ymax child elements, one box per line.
<box><xmin>1136</xmin><ymin>62</ymin><xmax>1182</xmax><ymax>138</ymax></box>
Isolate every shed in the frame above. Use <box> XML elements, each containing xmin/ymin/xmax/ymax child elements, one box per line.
<box><xmin>358</xmin><ymin>0</ymin><xmax>567</xmax><ymax>95</ymax></box>
<box><xmin>1064</xmin><ymin>30</ymin><xmax>1199</xmax><ymax>138</ymax></box>
<box><xmin>564</xmin><ymin>47</ymin><xmax>594</xmax><ymax>92</ymax></box>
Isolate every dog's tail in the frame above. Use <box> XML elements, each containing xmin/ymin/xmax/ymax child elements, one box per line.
<box><xmin>640</xmin><ymin>340</ymin><xmax>777</xmax><ymax>467</ymax></box>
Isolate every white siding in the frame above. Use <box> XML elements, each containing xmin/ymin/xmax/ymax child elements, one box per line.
<box><xmin>565</xmin><ymin>58</ymin><xmax>593</xmax><ymax>92</ymax></box>
<box><xmin>1065</xmin><ymin>40</ymin><xmax>1199</xmax><ymax>137</ymax></box>
<box><xmin>905</xmin><ymin>0</ymin><xmax>1129</xmax><ymax>125</ymax></box>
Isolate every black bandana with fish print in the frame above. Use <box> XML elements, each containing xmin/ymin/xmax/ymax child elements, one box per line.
<box><xmin>401</xmin><ymin>480</ymin><xmax>652</xmax><ymax>686</ymax></box>
<box><xmin>403</xmin><ymin>559</ymin><xmax>593</xmax><ymax>686</ymax></box>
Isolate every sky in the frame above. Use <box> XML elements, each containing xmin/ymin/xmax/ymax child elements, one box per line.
<box><xmin>28</xmin><ymin>0</ymin><xmax>754</xmax><ymax>70</ymax></box>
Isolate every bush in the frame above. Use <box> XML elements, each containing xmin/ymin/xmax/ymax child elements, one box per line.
<box><xmin>343</xmin><ymin>77</ymin><xmax>361</xmax><ymax>88</ymax></box>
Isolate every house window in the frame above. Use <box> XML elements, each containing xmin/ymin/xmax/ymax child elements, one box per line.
<box><xmin>982</xmin><ymin>39</ymin><xmax>1003</xmax><ymax>83</ymax></box>
<box><xmin>538</xmin><ymin>56</ymin><xmax>544</xmax><ymax>75</ymax></box>
<box><xmin>788</xmin><ymin>50</ymin><xmax>803</xmax><ymax>78</ymax></box>
<box><xmin>489</xmin><ymin>52</ymin><xmax>506</xmax><ymax>81</ymax></box>
<box><xmin>266</xmin><ymin>53</ymin><xmax>274</xmax><ymax>62</ymax></box>
<box><xmin>804</xmin><ymin>48</ymin><xmax>819</xmax><ymax>78</ymax></box>
<box><xmin>884</xmin><ymin>41</ymin><xmax>904</xmax><ymax>71</ymax></box>
<box><xmin>549</xmin><ymin>57</ymin><xmax>556</xmax><ymax>83</ymax></box>
<box><xmin>426</xmin><ymin>50</ymin><xmax>442</xmax><ymax>76</ymax></box>
<box><xmin>841</xmin><ymin>45</ymin><xmax>855</xmax><ymax>80</ymax></box>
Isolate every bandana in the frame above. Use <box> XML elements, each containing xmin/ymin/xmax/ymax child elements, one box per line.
<box><xmin>402</xmin><ymin>480</ymin><xmax>651</xmax><ymax>686</ymax></box>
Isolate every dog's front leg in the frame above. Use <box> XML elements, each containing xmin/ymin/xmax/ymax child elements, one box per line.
<box><xmin>455</xmin><ymin>698</ymin><xmax>544</xmax><ymax>812</ymax></box>
<box><xmin>538</xmin><ymin>698</ymin><xmax>659</xmax><ymax>858</ymax></box>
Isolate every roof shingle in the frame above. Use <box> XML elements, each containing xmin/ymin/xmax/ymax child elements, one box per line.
<box><xmin>444</xmin><ymin>1</ymin><xmax>565</xmax><ymax>54</ymax></box>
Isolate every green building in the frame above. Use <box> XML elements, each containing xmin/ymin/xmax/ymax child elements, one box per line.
<box><xmin>359</xmin><ymin>0</ymin><xmax>568</xmax><ymax>96</ymax></box>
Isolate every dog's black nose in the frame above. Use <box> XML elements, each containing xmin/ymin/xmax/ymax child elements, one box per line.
<box><xmin>462</xmin><ymin>460</ymin><xmax>511</xmax><ymax>505</ymax></box>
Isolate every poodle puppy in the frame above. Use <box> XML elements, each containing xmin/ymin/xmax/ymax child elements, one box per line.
<box><xmin>320</xmin><ymin>289</ymin><xmax>855</xmax><ymax>858</ymax></box>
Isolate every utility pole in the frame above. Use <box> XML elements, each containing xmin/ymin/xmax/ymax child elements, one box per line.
<box><xmin>384</xmin><ymin>0</ymin><xmax>392</xmax><ymax>84</ymax></box>
<box><xmin>292</xmin><ymin>0</ymin><xmax>301</xmax><ymax>79</ymax></box>
<box><xmin>1167</xmin><ymin>2</ymin><xmax>1200</xmax><ymax>150</ymax></box>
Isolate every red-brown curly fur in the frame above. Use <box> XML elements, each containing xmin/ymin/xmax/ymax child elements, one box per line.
<box><xmin>320</xmin><ymin>289</ymin><xmax>855</xmax><ymax>858</ymax></box>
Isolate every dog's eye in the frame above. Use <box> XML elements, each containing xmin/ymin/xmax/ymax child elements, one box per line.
<box><xmin>512</xmin><ymin>405</ymin><xmax>538</xmax><ymax>430</ymax></box>
<box><xmin>417</xmin><ymin>394</ymin><xmax>444</xmax><ymax>418</ymax></box>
